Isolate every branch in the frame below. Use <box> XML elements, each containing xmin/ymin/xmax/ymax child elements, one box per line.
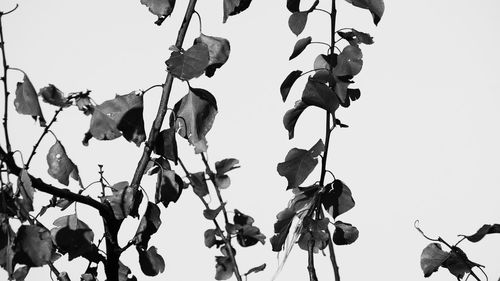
<box><xmin>307</xmin><ymin>239</ymin><xmax>318</xmax><ymax>281</ymax></box>
<box><xmin>130</xmin><ymin>0</ymin><xmax>199</xmax><ymax>189</ymax></box>
<box><xmin>0</xmin><ymin>12</ymin><xmax>12</xmax><ymax>153</ymax></box>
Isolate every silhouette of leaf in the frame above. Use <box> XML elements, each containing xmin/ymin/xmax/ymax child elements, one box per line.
<box><xmin>332</xmin><ymin>221</ymin><xmax>359</xmax><ymax>245</ymax></box>
<box><xmin>205</xmin><ymin>229</ymin><xmax>224</xmax><ymax>248</ymax></box>
<box><xmin>420</xmin><ymin>243</ymin><xmax>449</xmax><ymax>277</ymax></box>
<box><xmin>39</xmin><ymin>84</ymin><xmax>71</xmax><ymax>108</ymax></box>
<box><xmin>166</xmin><ymin>43</ymin><xmax>210</xmax><ymax>81</ymax></box>
<box><xmin>170</xmin><ymin>87</ymin><xmax>217</xmax><ymax>153</ymax></box>
<box><xmin>321</xmin><ymin>180</ymin><xmax>355</xmax><ymax>219</ymax></box>
<box><xmin>298</xmin><ymin>217</ymin><xmax>329</xmax><ymax>252</ymax></box>
<box><xmin>277</xmin><ymin>139</ymin><xmax>324</xmax><ymax>189</ymax></box>
<box><xmin>287</xmin><ymin>0</ymin><xmax>300</xmax><ymax>12</ymax></box>
<box><xmin>0</xmin><ymin>215</ymin><xmax>15</xmax><ymax>274</ymax></box>
<box><xmin>270</xmin><ymin>207</ymin><xmax>296</xmax><ymax>251</ymax></box>
<box><xmin>190</xmin><ymin>172</ymin><xmax>209</xmax><ymax>197</ymax></box>
<box><xmin>288</xmin><ymin>12</ymin><xmax>308</xmax><ymax>36</ymax></box>
<box><xmin>12</xmin><ymin>265</ymin><xmax>29</xmax><ymax>281</ymax></box>
<box><xmin>118</xmin><ymin>261</ymin><xmax>137</xmax><ymax>281</ymax></box>
<box><xmin>194</xmin><ymin>34</ymin><xmax>230</xmax><ymax>77</ymax></box>
<box><xmin>46</xmin><ymin>141</ymin><xmax>80</xmax><ymax>186</ymax></box>
<box><xmin>301</xmin><ymin>78</ymin><xmax>339</xmax><ymax>114</ymax></box>
<box><xmin>233</xmin><ymin>210</ymin><xmax>265</xmax><ymax>247</ymax></box>
<box><xmin>75</xmin><ymin>95</ymin><xmax>92</xmax><ymax>115</ymax></box>
<box><xmin>280</xmin><ymin>70</ymin><xmax>303</xmax><ymax>102</ymax></box>
<box><xmin>215</xmin><ymin>158</ymin><xmax>240</xmax><ymax>175</ymax></box>
<box><xmin>16</xmin><ymin>170</ymin><xmax>34</xmax><ymax>218</ymax></box>
<box><xmin>223</xmin><ymin>0</ymin><xmax>252</xmax><ymax>23</ymax></box>
<box><xmin>155</xmin><ymin>170</ymin><xmax>183</xmax><ymax>208</ymax></box>
<box><xmin>140</xmin><ymin>0</ymin><xmax>176</xmax><ymax>25</ymax></box>
<box><xmin>215</xmin><ymin>256</ymin><xmax>234</xmax><ymax>280</ymax></box>
<box><xmin>204</xmin><ymin>203</ymin><xmax>226</xmax><ymax>220</ymax></box>
<box><xmin>283</xmin><ymin>100</ymin><xmax>308</xmax><ymax>139</ymax></box>
<box><xmin>138</xmin><ymin>246</ymin><xmax>165</xmax><ymax>276</ymax></box>
<box><xmin>154</xmin><ymin>128</ymin><xmax>178</xmax><ymax>164</ymax></box>
<box><xmin>345</xmin><ymin>0</ymin><xmax>384</xmax><ymax>25</ymax></box>
<box><xmin>290</xmin><ymin>36</ymin><xmax>312</xmax><ymax>60</ymax></box>
<box><xmin>464</xmin><ymin>224</ymin><xmax>500</xmax><ymax>243</ymax></box>
<box><xmin>14</xmin><ymin>75</ymin><xmax>45</xmax><ymax>126</ymax></box>
<box><xmin>134</xmin><ymin>202</ymin><xmax>161</xmax><ymax>249</ymax></box>
<box><xmin>338</xmin><ymin>29</ymin><xmax>374</xmax><ymax>45</ymax></box>
<box><xmin>104</xmin><ymin>181</ymin><xmax>143</xmax><ymax>220</ymax></box>
<box><xmin>13</xmin><ymin>225</ymin><xmax>54</xmax><ymax>267</ymax></box>
<box><xmin>334</xmin><ymin>45</ymin><xmax>363</xmax><ymax>77</ymax></box>
<box><xmin>244</xmin><ymin>264</ymin><xmax>266</xmax><ymax>276</ymax></box>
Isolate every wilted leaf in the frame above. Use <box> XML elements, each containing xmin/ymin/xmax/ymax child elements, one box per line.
<box><xmin>84</xmin><ymin>92</ymin><xmax>146</xmax><ymax>146</ymax></box>
<box><xmin>244</xmin><ymin>263</ymin><xmax>266</xmax><ymax>276</ymax></box>
<box><xmin>442</xmin><ymin>247</ymin><xmax>482</xmax><ymax>279</ymax></box>
<box><xmin>287</xmin><ymin>0</ymin><xmax>300</xmax><ymax>12</ymax></box>
<box><xmin>215</xmin><ymin>175</ymin><xmax>231</xmax><ymax>189</ymax></box>
<box><xmin>332</xmin><ymin>221</ymin><xmax>359</xmax><ymax>245</ymax></box>
<box><xmin>338</xmin><ymin>29</ymin><xmax>374</xmax><ymax>45</ymax></box>
<box><xmin>204</xmin><ymin>203</ymin><xmax>226</xmax><ymax>220</ymax></box>
<box><xmin>215</xmin><ymin>158</ymin><xmax>240</xmax><ymax>175</ymax></box>
<box><xmin>14</xmin><ymin>75</ymin><xmax>45</xmax><ymax>126</ymax></box>
<box><xmin>345</xmin><ymin>0</ymin><xmax>384</xmax><ymax>25</ymax></box>
<box><xmin>215</xmin><ymin>256</ymin><xmax>234</xmax><ymax>280</ymax></box>
<box><xmin>138</xmin><ymin>246</ymin><xmax>165</xmax><ymax>276</ymax></box>
<box><xmin>333</xmin><ymin>45</ymin><xmax>363</xmax><ymax>77</ymax></box>
<box><xmin>283</xmin><ymin>100</ymin><xmax>308</xmax><ymax>139</ymax></box>
<box><xmin>194</xmin><ymin>34</ymin><xmax>231</xmax><ymax>77</ymax></box>
<box><xmin>166</xmin><ymin>43</ymin><xmax>210</xmax><ymax>81</ymax></box>
<box><xmin>277</xmin><ymin>139</ymin><xmax>324</xmax><ymax>189</ymax></box>
<box><xmin>301</xmin><ymin>77</ymin><xmax>339</xmax><ymax>114</ymax></box>
<box><xmin>420</xmin><ymin>243</ymin><xmax>449</xmax><ymax>277</ymax></box>
<box><xmin>155</xmin><ymin>170</ymin><xmax>183</xmax><ymax>208</ymax></box>
<box><xmin>13</xmin><ymin>225</ymin><xmax>54</xmax><ymax>267</ymax></box>
<box><xmin>0</xmin><ymin>215</ymin><xmax>15</xmax><ymax>274</ymax></box>
<box><xmin>464</xmin><ymin>224</ymin><xmax>500</xmax><ymax>243</ymax></box>
<box><xmin>321</xmin><ymin>180</ymin><xmax>355</xmax><ymax>219</ymax></box>
<box><xmin>288</xmin><ymin>12</ymin><xmax>308</xmax><ymax>36</ymax></box>
<box><xmin>104</xmin><ymin>181</ymin><xmax>143</xmax><ymax>220</ymax></box>
<box><xmin>16</xmin><ymin>170</ymin><xmax>35</xmax><ymax>218</ymax></box>
<box><xmin>298</xmin><ymin>217</ymin><xmax>329</xmax><ymax>252</ymax></box>
<box><xmin>134</xmin><ymin>202</ymin><xmax>161</xmax><ymax>249</ymax></box>
<box><xmin>223</xmin><ymin>0</ymin><xmax>252</xmax><ymax>23</ymax></box>
<box><xmin>39</xmin><ymin>84</ymin><xmax>71</xmax><ymax>108</ymax></box>
<box><xmin>13</xmin><ymin>265</ymin><xmax>29</xmax><ymax>281</ymax></box>
<box><xmin>340</xmin><ymin>88</ymin><xmax>361</xmax><ymax>107</ymax></box>
<box><xmin>204</xmin><ymin>229</ymin><xmax>217</xmax><ymax>248</ymax></box>
<box><xmin>140</xmin><ymin>0</ymin><xmax>176</xmax><ymax>25</ymax></box>
<box><xmin>190</xmin><ymin>172</ymin><xmax>209</xmax><ymax>197</ymax></box>
<box><xmin>75</xmin><ymin>95</ymin><xmax>93</xmax><ymax>115</ymax></box>
<box><xmin>280</xmin><ymin>70</ymin><xmax>303</xmax><ymax>102</ymax></box>
<box><xmin>118</xmin><ymin>261</ymin><xmax>137</xmax><ymax>281</ymax></box>
<box><xmin>46</xmin><ymin>141</ymin><xmax>80</xmax><ymax>186</ymax></box>
<box><xmin>154</xmin><ymin>128</ymin><xmax>178</xmax><ymax>164</ymax></box>
<box><xmin>290</xmin><ymin>36</ymin><xmax>312</xmax><ymax>60</ymax></box>
<box><xmin>170</xmin><ymin>88</ymin><xmax>217</xmax><ymax>153</ymax></box>
<box><xmin>270</xmin><ymin>208</ymin><xmax>296</xmax><ymax>252</ymax></box>
<box><xmin>233</xmin><ymin>210</ymin><xmax>265</xmax><ymax>247</ymax></box>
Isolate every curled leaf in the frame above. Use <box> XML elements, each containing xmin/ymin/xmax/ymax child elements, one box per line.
<box><xmin>39</xmin><ymin>84</ymin><xmax>71</xmax><ymax>108</ymax></box>
<box><xmin>298</xmin><ymin>217</ymin><xmax>329</xmax><ymax>252</ymax></box>
<box><xmin>14</xmin><ymin>75</ymin><xmax>45</xmax><ymax>126</ymax></box>
<box><xmin>280</xmin><ymin>70</ymin><xmax>303</xmax><ymax>102</ymax></box>
<box><xmin>155</xmin><ymin>170</ymin><xmax>184</xmax><ymax>208</ymax></box>
<box><xmin>270</xmin><ymin>207</ymin><xmax>296</xmax><ymax>252</ymax></box>
<box><xmin>134</xmin><ymin>202</ymin><xmax>161</xmax><ymax>249</ymax></box>
<box><xmin>283</xmin><ymin>100</ymin><xmax>308</xmax><ymax>139</ymax></box>
<box><xmin>215</xmin><ymin>256</ymin><xmax>234</xmax><ymax>280</ymax></box>
<box><xmin>321</xmin><ymin>179</ymin><xmax>355</xmax><ymax>219</ymax></box>
<box><xmin>332</xmin><ymin>221</ymin><xmax>359</xmax><ymax>245</ymax></box>
<box><xmin>103</xmin><ymin>181</ymin><xmax>143</xmax><ymax>220</ymax></box>
<box><xmin>13</xmin><ymin>225</ymin><xmax>54</xmax><ymax>267</ymax></box>
<box><xmin>190</xmin><ymin>172</ymin><xmax>209</xmax><ymax>197</ymax></box>
<box><xmin>464</xmin><ymin>224</ymin><xmax>500</xmax><ymax>243</ymax></box>
<box><xmin>138</xmin><ymin>246</ymin><xmax>165</xmax><ymax>276</ymax></box>
<box><xmin>46</xmin><ymin>141</ymin><xmax>80</xmax><ymax>186</ymax></box>
<box><xmin>154</xmin><ymin>128</ymin><xmax>178</xmax><ymax>164</ymax></box>
<box><xmin>194</xmin><ymin>34</ymin><xmax>231</xmax><ymax>77</ymax></box>
<box><xmin>140</xmin><ymin>0</ymin><xmax>176</xmax><ymax>25</ymax></box>
<box><xmin>223</xmin><ymin>0</ymin><xmax>252</xmax><ymax>23</ymax></box>
<box><xmin>289</xmin><ymin>36</ymin><xmax>312</xmax><ymax>60</ymax></box>
<box><xmin>215</xmin><ymin>158</ymin><xmax>240</xmax><ymax>175</ymax></box>
<box><xmin>345</xmin><ymin>0</ymin><xmax>384</xmax><ymax>25</ymax></box>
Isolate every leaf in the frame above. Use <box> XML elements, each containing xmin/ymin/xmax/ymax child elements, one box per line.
<box><xmin>14</xmin><ymin>75</ymin><xmax>45</xmax><ymax>126</ymax></box>
<box><xmin>194</xmin><ymin>34</ymin><xmax>231</xmax><ymax>77</ymax></box>
<box><xmin>289</xmin><ymin>36</ymin><xmax>312</xmax><ymax>60</ymax></box>
<box><xmin>283</xmin><ymin>100</ymin><xmax>308</xmax><ymax>139</ymax></box>
<box><xmin>39</xmin><ymin>84</ymin><xmax>71</xmax><ymax>108</ymax></box>
<box><xmin>75</xmin><ymin>95</ymin><xmax>93</xmax><ymax>115</ymax></box>
<box><xmin>204</xmin><ymin>229</ymin><xmax>217</xmax><ymax>248</ymax></box>
<box><xmin>223</xmin><ymin>0</ymin><xmax>252</xmax><ymax>23</ymax></box>
<box><xmin>464</xmin><ymin>224</ymin><xmax>500</xmax><ymax>243</ymax></box>
<box><xmin>215</xmin><ymin>159</ymin><xmax>240</xmax><ymax>175</ymax></box>
<box><xmin>13</xmin><ymin>266</ymin><xmax>29</xmax><ymax>281</ymax></box>
<box><xmin>203</xmin><ymin>203</ymin><xmax>226</xmax><ymax>220</ymax></box>
<box><xmin>0</xmin><ymin>215</ymin><xmax>15</xmax><ymax>274</ymax></box>
<box><xmin>84</xmin><ymin>92</ymin><xmax>146</xmax><ymax>146</ymax></box>
<box><xmin>16</xmin><ymin>169</ymin><xmax>35</xmax><ymax>218</ymax></box>
<box><xmin>138</xmin><ymin>246</ymin><xmax>165</xmax><ymax>276</ymax></box>
<box><xmin>233</xmin><ymin>210</ymin><xmax>265</xmax><ymax>247</ymax></box>
<box><xmin>154</xmin><ymin>128</ymin><xmax>178</xmax><ymax>164</ymax></box>
<box><xmin>215</xmin><ymin>256</ymin><xmax>234</xmax><ymax>280</ymax></box>
<box><xmin>155</xmin><ymin>170</ymin><xmax>183</xmax><ymax>208</ymax></box>
<box><xmin>298</xmin><ymin>217</ymin><xmax>329</xmax><ymax>252</ymax></box>
<box><xmin>340</xmin><ymin>88</ymin><xmax>361</xmax><ymax>107</ymax></box>
<box><xmin>301</xmin><ymin>78</ymin><xmax>339</xmax><ymax>114</ymax></box>
<box><xmin>140</xmin><ymin>0</ymin><xmax>176</xmax><ymax>25</ymax></box>
<box><xmin>244</xmin><ymin>264</ymin><xmax>266</xmax><ymax>276</ymax></box>
<box><xmin>338</xmin><ymin>29</ymin><xmax>374</xmax><ymax>45</ymax></box>
<box><xmin>118</xmin><ymin>261</ymin><xmax>137</xmax><ymax>281</ymax></box>
<box><xmin>288</xmin><ymin>12</ymin><xmax>308</xmax><ymax>36</ymax></box>
<box><xmin>280</xmin><ymin>70</ymin><xmax>302</xmax><ymax>102</ymax></box>
<box><xmin>321</xmin><ymin>180</ymin><xmax>355</xmax><ymax>219</ymax></box>
<box><xmin>270</xmin><ymin>208</ymin><xmax>296</xmax><ymax>252</ymax></box>
<box><xmin>58</xmin><ymin>272</ymin><xmax>70</xmax><ymax>281</ymax></box>
<box><xmin>170</xmin><ymin>87</ymin><xmax>218</xmax><ymax>153</ymax></box>
<box><xmin>333</xmin><ymin>45</ymin><xmax>363</xmax><ymax>77</ymax></box>
<box><xmin>190</xmin><ymin>172</ymin><xmax>209</xmax><ymax>197</ymax></box>
<box><xmin>287</xmin><ymin>0</ymin><xmax>300</xmax><ymax>12</ymax></box>
<box><xmin>166</xmin><ymin>43</ymin><xmax>210</xmax><ymax>81</ymax></box>
<box><xmin>345</xmin><ymin>0</ymin><xmax>384</xmax><ymax>25</ymax></box>
<box><xmin>13</xmin><ymin>225</ymin><xmax>54</xmax><ymax>267</ymax></box>
<box><xmin>134</xmin><ymin>202</ymin><xmax>162</xmax><ymax>249</ymax></box>
<box><xmin>103</xmin><ymin>181</ymin><xmax>143</xmax><ymax>220</ymax></box>
<box><xmin>332</xmin><ymin>221</ymin><xmax>359</xmax><ymax>245</ymax></box>
<box><xmin>46</xmin><ymin>141</ymin><xmax>80</xmax><ymax>186</ymax></box>
<box><xmin>277</xmin><ymin>140</ymin><xmax>324</xmax><ymax>190</ymax></box>
<box><xmin>420</xmin><ymin>243</ymin><xmax>449</xmax><ymax>277</ymax></box>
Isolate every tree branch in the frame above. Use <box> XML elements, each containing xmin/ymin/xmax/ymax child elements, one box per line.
<box><xmin>0</xmin><ymin>11</ymin><xmax>12</xmax><ymax>153</ymax></box>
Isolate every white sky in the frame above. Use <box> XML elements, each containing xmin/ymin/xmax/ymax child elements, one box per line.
<box><xmin>1</xmin><ymin>0</ymin><xmax>500</xmax><ymax>280</ymax></box>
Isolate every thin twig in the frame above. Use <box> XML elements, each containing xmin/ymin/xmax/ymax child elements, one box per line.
<box><xmin>0</xmin><ymin>12</ymin><xmax>12</xmax><ymax>153</ymax></box>
<box><xmin>141</xmin><ymin>84</ymin><xmax>164</xmax><ymax>96</ymax></box>
<box><xmin>307</xmin><ymin>239</ymin><xmax>318</xmax><ymax>281</ymax></box>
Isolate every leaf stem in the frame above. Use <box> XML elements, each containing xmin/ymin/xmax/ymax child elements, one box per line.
<box><xmin>193</xmin><ymin>10</ymin><xmax>203</xmax><ymax>34</ymax></box>
<box><xmin>140</xmin><ymin>84</ymin><xmax>164</xmax><ymax>96</ymax></box>
<box><xmin>307</xmin><ymin>239</ymin><xmax>318</xmax><ymax>281</ymax></box>
<box><xmin>313</xmin><ymin>8</ymin><xmax>331</xmax><ymax>16</ymax></box>
<box><xmin>310</xmin><ymin>41</ymin><xmax>332</xmax><ymax>48</ymax></box>
<box><xmin>0</xmin><ymin>4</ymin><xmax>19</xmax><ymax>16</ymax></box>
<box><xmin>0</xmin><ymin>12</ymin><xmax>12</xmax><ymax>153</ymax></box>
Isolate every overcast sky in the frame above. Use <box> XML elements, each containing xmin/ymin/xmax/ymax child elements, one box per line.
<box><xmin>1</xmin><ymin>0</ymin><xmax>500</xmax><ymax>280</ymax></box>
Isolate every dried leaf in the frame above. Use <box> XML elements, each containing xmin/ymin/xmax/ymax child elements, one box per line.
<box><xmin>140</xmin><ymin>0</ymin><xmax>176</xmax><ymax>25</ymax></box>
<box><xmin>138</xmin><ymin>246</ymin><xmax>165</xmax><ymax>276</ymax></box>
<box><xmin>223</xmin><ymin>0</ymin><xmax>252</xmax><ymax>23</ymax></box>
<box><xmin>46</xmin><ymin>141</ymin><xmax>80</xmax><ymax>186</ymax></box>
<box><xmin>134</xmin><ymin>202</ymin><xmax>161</xmax><ymax>249</ymax></box>
<box><xmin>13</xmin><ymin>225</ymin><xmax>54</xmax><ymax>267</ymax></box>
<box><xmin>14</xmin><ymin>75</ymin><xmax>45</xmax><ymax>126</ymax></box>
<box><xmin>166</xmin><ymin>43</ymin><xmax>210</xmax><ymax>81</ymax></box>
<box><xmin>155</xmin><ymin>170</ymin><xmax>183</xmax><ymax>208</ymax></box>
<box><xmin>39</xmin><ymin>84</ymin><xmax>71</xmax><ymax>108</ymax></box>
<box><xmin>194</xmin><ymin>34</ymin><xmax>231</xmax><ymax>77</ymax></box>
<box><xmin>270</xmin><ymin>208</ymin><xmax>296</xmax><ymax>252</ymax></box>
<box><xmin>103</xmin><ymin>181</ymin><xmax>143</xmax><ymax>220</ymax></box>
<box><xmin>464</xmin><ymin>224</ymin><xmax>500</xmax><ymax>243</ymax></box>
<box><xmin>332</xmin><ymin>221</ymin><xmax>359</xmax><ymax>245</ymax></box>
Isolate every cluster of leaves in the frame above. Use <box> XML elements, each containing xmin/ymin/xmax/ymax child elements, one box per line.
<box><xmin>418</xmin><ymin>222</ymin><xmax>500</xmax><ymax>280</ymax></box>
<box><xmin>272</xmin><ymin>0</ymin><xmax>383</xmax><ymax>279</ymax></box>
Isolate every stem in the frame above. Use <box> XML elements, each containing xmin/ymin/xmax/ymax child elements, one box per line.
<box><xmin>0</xmin><ymin>12</ymin><xmax>12</xmax><ymax>153</ymax></box>
<box><xmin>325</xmin><ymin>225</ymin><xmax>341</xmax><ymax>280</ymax></box>
<box><xmin>201</xmin><ymin>153</ymin><xmax>230</xmax><ymax>224</ymax></box>
<box><xmin>307</xmin><ymin>240</ymin><xmax>318</xmax><ymax>281</ymax></box>
<box><xmin>193</xmin><ymin>10</ymin><xmax>203</xmax><ymax>34</ymax></box>
<box><xmin>141</xmin><ymin>84</ymin><xmax>164</xmax><ymax>96</ymax></box>
<box><xmin>25</xmin><ymin>107</ymin><xmax>64</xmax><ymax>169</ymax></box>
<box><xmin>130</xmin><ymin>0</ymin><xmax>198</xmax><ymax>191</ymax></box>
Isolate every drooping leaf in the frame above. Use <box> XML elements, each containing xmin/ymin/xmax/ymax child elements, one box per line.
<box><xmin>215</xmin><ymin>256</ymin><xmax>234</xmax><ymax>280</ymax></box>
<box><xmin>420</xmin><ymin>243</ymin><xmax>449</xmax><ymax>278</ymax></box>
<box><xmin>277</xmin><ymin>140</ymin><xmax>324</xmax><ymax>189</ymax></box>
<box><xmin>166</xmin><ymin>43</ymin><xmax>210</xmax><ymax>81</ymax></box>
<box><xmin>332</xmin><ymin>221</ymin><xmax>359</xmax><ymax>245</ymax></box>
<box><xmin>118</xmin><ymin>261</ymin><xmax>137</xmax><ymax>281</ymax></box>
<box><xmin>442</xmin><ymin>247</ymin><xmax>483</xmax><ymax>279</ymax></box>
<box><xmin>288</xmin><ymin>12</ymin><xmax>308</xmax><ymax>36</ymax></box>
<box><xmin>233</xmin><ymin>210</ymin><xmax>265</xmax><ymax>247</ymax></box>
<box><xmin>12</xmin><ymin>265</ymin><xmax>30</xmax><ymax>281</ymax></box>
<box><xmin>0</xmin><ymin>215</ymin><xmax>15</xmax><ymax>274</ymax></box>
<box><xmin>244</xmin><ymin>264</ymin><xmax>266</xmax><ymax>276</ymax></box>
<box><xmin>84</xmin><ymin>92</ymin><xmax>146</xmax><ymax>146</ymax></box>
<box><xmin>333</xmin><ymin>45</ymin><xmax>363</xmax><ymax>77</ymax></box>
<box><xmin>321</xmin><ymin>179</ymin><xmax>355</xmax><ymax>219</ymax></box>
<box><xmin>280</xmin><ymin>70</ymin><xmax>302</xmax><ymax>102</ymax></box>
<box><xmin>14</xmin><ymin>75</ymin><xmax>45</xmax><ymax>126</ymax></box>
<box><xmin>338</xmin><ymin>29</ymin><xmax>374</xmax><ymax>45</ymax></box>
<box><xmin>154</xmin><ymin>128</ymin><xmax>178</xmax><ymax>164</ymax></box>
<box><xmin>103</xmin><ymin>181</ymin><xmax>143</xmax><ymax>220</ymax></box>
<box><xmin>345</xmin><ymin>0</ymin><xmax>384</xmax><ymax>25</ymax></box>
<box><xmin>138</xmin><ymin>246</ymin><xmax>165</xmax><ymax>276</ymax></box>
<box><xmin>283</xmin><ymin>100</ymin><xmax>308</xmax><ymax>139</ymax></box>
<box><xmin>464</xmin><ymin>224</ymin><xmax>500</xmax><ymax>243</ymax></box>
<box><xmin>203</xmin><ymin>203</ymin><xmax>226</xmax><ymax>220</ymax></box>
<box><xmin>39</xmin><ymin>84</ymin><xmax>71</xmax><ymax>108</ymax></box>
<box><xmin>290</xmin><ymin>36</ymin><xmax>312</xmax><ymax>60</ymax></box>
<box><xmin>340</xmin><ymin>88</ymin><xmax>361</xmax><ymax>108</ymax></box>
<box><xmin>134</xmin><ymin>202</ymin><xmax>162</xmax><ymax>249</ymax></box>
<box><xmin>270</xmin><ymin>208</ymin><xmax>296</xmax><ymax>252</ymax></box>
<box><xmin>190</xmin><ymin>172</ymin><xmax>209</xmax><ymax>197</ymax></box>
<box><xmin>223</xmin><ymin>0</ymin><xmax>252</xmax><ymax>23</ymax></box>
<box><xmin>297</xmin><ymin>217</ymin><xmax>329</xmax><ymax>253</ymax></box>
<box><xmin>13</xmin><ymin>225</ymin><xmax>54</xmax><ymax>267</ymax></box>
<box><xmin>75</xmin><ymin>95</ymin><xmax>93</xmax><ymax>115</ymax></box>
<box><xmin>58</xmin><ymin>272</ymin><xmax>70</xmax><ymax>281</ymax></box>
<box><xmin>194</xmin><ymin>34</ymin><xmax>231</xmax><ymax>77</ymax></box>
<box><xmin>215</xmin><ymin>158</ymin><xmax>240</xmax><ymax>175</ymax></box>
<box><xmin>46</xmin><ymin>141</ymin><xmax>80</xmax><ymax>186</ymax></box>
<box><xmin>287</xmin><ymin>0</ymin><xmax>300</xmax><ymax>12</ymax></box>
<box><xmin>170</xmin><ymin>88</ymin><xmax>217</xmax><ymax>153</ymax></box>
<box><xmin>155</xmin><ymin>170</ymin><xmax>183</xmax><ymax>208</ymax></box>
<box><xmin>16</xmin><ymin>170</ymin><xmax>35</xmax><ymax>218</ymax></box>
<box><xmin>204</xmin><ymin>229</ymin><xmax>224</xmax><ymax>248</ymax></box>
<box><xmin>301</xmin><ymin>77</ymin><xmax>339</xmax><ymax>114</ymax></box>
<box><xmin>140</xmin><ymin>0</ymin><xmax>176</xmax><ymax>25</ymax></box>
